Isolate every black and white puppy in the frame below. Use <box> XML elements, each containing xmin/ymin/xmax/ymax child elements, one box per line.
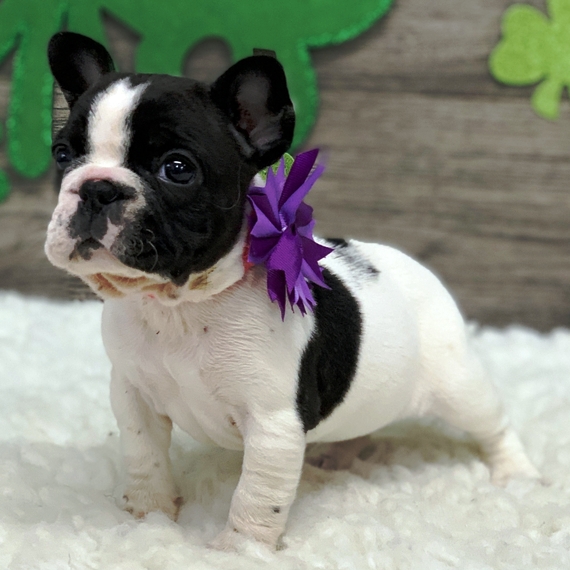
<box><xmin>45</xmin><ymin>32</ymin><xmax>540</xmax><ymax>550</ymax></box>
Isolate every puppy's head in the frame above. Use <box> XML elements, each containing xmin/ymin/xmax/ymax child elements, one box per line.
<box><xmin>45</xmin><ymin>32</ymin><xmax>294</xmax><ymax>303</ymax></box>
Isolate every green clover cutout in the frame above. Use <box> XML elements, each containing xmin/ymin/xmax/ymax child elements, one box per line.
<box><xmin>0</xmin><ymin>0</ymin><xmax>394</xmax><ymax>203</ymax></box>
<box><xmin>490</xmin><ymin>0</ymin><xmax>570</xmax><ymax>120</ymax></box>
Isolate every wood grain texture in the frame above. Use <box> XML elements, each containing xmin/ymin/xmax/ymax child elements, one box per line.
<box><xmin>1</xmin><ymin>0</ymin><xmax>568</xmax><ymax>329</ymax></box>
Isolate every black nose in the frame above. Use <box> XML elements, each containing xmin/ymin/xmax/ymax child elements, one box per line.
<box><xmin>78</xmin><ymin>179</ymin><xmax>128</xmax><ymax>208</ymax></box>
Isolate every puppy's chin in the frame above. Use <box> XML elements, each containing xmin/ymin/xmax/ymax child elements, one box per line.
<box><xmin>45</xmin><ymin>230</ymin><xmax>249</xmax><ymax>306</ymax></box>
<box><xmin>44</xmin><ymin>236</ymin><xmax>161</xmax><ymax>298</ymax></box>
<box><xmin>46</xmin><ymin>248</ymin><xmax>182</xmax><ymax>304</ymax></box>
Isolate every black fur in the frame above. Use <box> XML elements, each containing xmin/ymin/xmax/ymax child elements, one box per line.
<box><xmin>117</xmin><ymin>76</ymin><xmax>256</xmax><ymax>284</ymax></box>
<box><xmin>210</xmin><ymin>56</ymin><xmax>295</xmax><ymax>170</ymax></box>
<box><xmin>326</xmin><ymin>238</ymin><xmax>380</xmax><ymax>279</ymax></box>
<box><xmin>296</xmin><ymin>269</ymin><xmax>363</xmax><ymax>432</ymax></box>
<box><xmin>324</xmin><ymin>238</ymin><xmax>348</xmax><ymax>248</ymax></box>
<box><xmin>48</xmin><ymin>32</ymin><xmax>115</xmax><ymax>108</ymax></box>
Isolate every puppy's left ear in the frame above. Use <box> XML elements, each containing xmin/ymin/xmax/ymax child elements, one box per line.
<box><xmin>211</xmin><ymin>56</ymin><xmax>295</xmax><ymax>169</ymax></box>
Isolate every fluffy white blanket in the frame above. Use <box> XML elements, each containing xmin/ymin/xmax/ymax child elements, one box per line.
<box><xmin>1</xmin><ymin>292</ymin><xmax>568</xmax><ymax>569</ymax></box>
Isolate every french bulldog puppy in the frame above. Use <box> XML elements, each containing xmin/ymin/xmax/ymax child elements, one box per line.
<box><xmin>45</xmin><ymin>32</ymin><xmax>540</xmax><ymax>550</ymax></box>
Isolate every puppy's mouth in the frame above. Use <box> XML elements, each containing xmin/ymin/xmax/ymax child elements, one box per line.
<box><xmin>85</xmin><ymin>272</ymin><xmax>168</xmax><ymax>299</ymax></box>
<box><xmin>50</xmin><ymin>232</ymin><xmax>181</xmax><ymax>301</ymax></box>
<box><xmin>67</xmin><ymin>250</ymin><xmax>173</xmax><ymax>299</ymax></box>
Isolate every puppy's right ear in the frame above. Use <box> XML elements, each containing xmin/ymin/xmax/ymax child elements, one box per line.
<box><xmin>48</xmin><ymin>32</ymin><xmax>115</xmax><ymax>109</ymax></box>
<box><xmin>211</xmin><ymin>56</ymin><xmax>295</xmax><ymax>170</ymax></box>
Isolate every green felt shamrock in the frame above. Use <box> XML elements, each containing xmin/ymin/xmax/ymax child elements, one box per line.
<box><xmin>490</xmin><ymin>0</ymin><xmax>570</xmax><ymax>120</ymax></box>
<box><xmin>0</xmin><ymin>0</ymin><xmax>393</xmax><ymax>202</ymax></box>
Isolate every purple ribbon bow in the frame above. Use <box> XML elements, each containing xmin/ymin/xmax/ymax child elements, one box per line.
<box><xmin>247</xmin><ymin>149</ymin><xmax>333</xmax><ymax>319</ymax></box>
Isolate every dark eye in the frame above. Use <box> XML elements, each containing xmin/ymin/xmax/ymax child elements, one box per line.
<box><xmin>53</xmin><ymin>144</ymin><xmax>73</xmax><ymax>170</ymax></box>
<box><xmin>159</xmin><ymin>153</ymin><xmax>197</xmax><ymax>185</ymax></box>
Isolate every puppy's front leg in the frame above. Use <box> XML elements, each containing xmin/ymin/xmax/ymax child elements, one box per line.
<box><xmin>110</xmin><ymin>368</ymin><xmax>182</xmax><ymax>520</ymax></box>
<box><xmin>211</xmin><ymin>408</ymin><xmax>305</xmax><ymax>550</ymax></box>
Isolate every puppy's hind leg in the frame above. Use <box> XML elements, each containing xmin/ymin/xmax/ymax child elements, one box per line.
<box><xmin>430</xmin><ymin>349</ymin><xmax>541</xmax><ymax>486</ymax></box>
<box><xmin>305</xmin><ymin>436</ymin><xmax>372</xmax><ymax>471</ymax></box>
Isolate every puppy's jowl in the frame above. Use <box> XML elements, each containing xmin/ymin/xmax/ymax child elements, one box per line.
<box><xmin>46</xmin><ymin>32</ymin><xmax>540</xmax><ymax>550</ymax></box>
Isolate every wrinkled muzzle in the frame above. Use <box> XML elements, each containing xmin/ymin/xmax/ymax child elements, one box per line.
<box><xmin>45</xmin><ymin>164</ymin><xmax>146</xmax><ymax>275</ymax></box>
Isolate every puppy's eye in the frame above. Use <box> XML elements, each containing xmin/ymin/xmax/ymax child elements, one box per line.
<box><xmin>53</xmin><ymin>144</ymin><xmax>73</xmax><ymax>170</ymax></box>
<box><xmin>159</xmin><ymin>154</ymin><xmax>197</xmax><ymax>185</ymax></box>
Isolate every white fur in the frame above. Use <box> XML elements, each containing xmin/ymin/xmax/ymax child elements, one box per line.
<box><xmin>88</xmin><ymin>79</ymin><xmax>147</xmax><ymax>167</ymax></box>
<box><xmin>100</xmin><ymin>239</ymin><xmax>540</xmax><ymax>548</ymax></box>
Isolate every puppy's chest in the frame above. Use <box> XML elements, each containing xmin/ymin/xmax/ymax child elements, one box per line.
<box><xmin>106</xmin><ymin>301</ymin><xmax>246</xmax><ymax>448</ymax></box>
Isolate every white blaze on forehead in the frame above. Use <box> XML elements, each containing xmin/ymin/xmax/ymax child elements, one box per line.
<box><xmin>88</xmin><ymin>78</ymin><xmax>148</xmax><ymax>167</ymax></box>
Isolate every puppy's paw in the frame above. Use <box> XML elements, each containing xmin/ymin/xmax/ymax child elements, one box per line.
<box><xmin>490</xmin><ymin>456</ymin><xmax>543</xmax><ymax>487</ymax></box>
<box><xmin>209</xmin><ymin>526</ymin><xmax>250</xmax><ymax>552</ymax></box>
<box><xmin>484</xmin><ymin>427</ymin><xmax>544</xmax><ymax>487</ymax></box>
<box><xmin>121</xmin><ymin>488</ymin><xmax>183</xmax><ymax>521</ymax></box>
<box><xmin>305</xmin><ymin>452</ymin><xmax>342</xmax><ymax>470</ymax></box>
<box><xmin>209</xmin><ymin>524</ymin><xmax>280</xmax><ymax>552</ymax></box>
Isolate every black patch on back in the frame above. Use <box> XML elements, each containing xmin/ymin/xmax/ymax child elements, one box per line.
<box><xmin>326</xmin><ymin>237</ymin><xmax>380</xmax><ymax>278</ymax></box>
<box><xmin>325</xmin><ymin>238</ymin><xmax>348</xmax><ymax>248</ymax></box>
<box><xmin>296</xmin><ymin>269</ymin><xmax>362</xmax><ymax>432</ymax></box>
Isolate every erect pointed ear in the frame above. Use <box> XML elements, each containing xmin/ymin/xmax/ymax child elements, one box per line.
<box><xmin>48</xmin><ymin>32</ymin><xmax>115</xmax><ymax>109</ymax></box>
<box><xmin>210</xmin><ymin>56</ymin><xmax>295</xmax><ymax>170</ymax></box>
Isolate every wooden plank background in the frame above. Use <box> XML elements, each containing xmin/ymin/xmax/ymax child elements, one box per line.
<box><xmin>1</xmin><ymin>0</ymin><xmax>569</xmax><ymax>330</ymax></box>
